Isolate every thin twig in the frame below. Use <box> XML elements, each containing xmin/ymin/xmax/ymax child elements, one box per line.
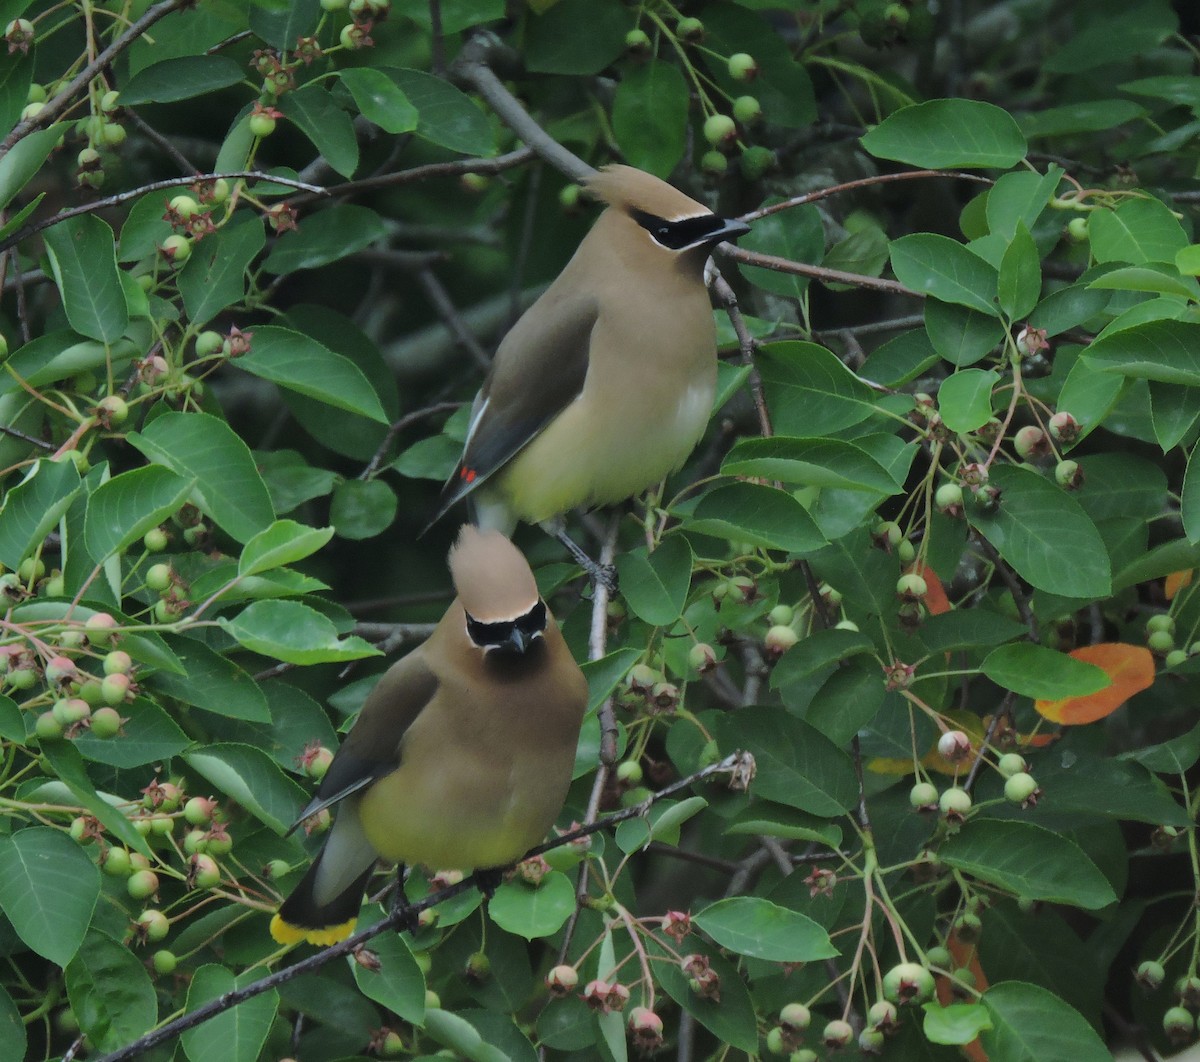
<box><xmin>737</xmin><ymin>169</ymin><xmax>993</xmax><ymax>223</ymax></box>
<box><xmin>360</xmin><ymin>400</ymin><xmax>462</xmax><ymax>480</ymax></box>
<box><xmin>414</xmin><ymin>266</ymin><xmax>492</xmax><ymax>371</ymax></box>
<box><xmin>450</xmin><ymin>34</ymin><xmax>596</xmax><ymax>183</ymax></box>
<box><xmin>0</xmin><ymin>0</ymin><xmax>194</xmax><ymax>154</ymax></box>
<box><xmin>0</xmin><ymin>172</ymin><xmax>328</xmax><ymax>255</ymax></box>
<box><xmin>719</xmin><ymin>245</ymin><xmax>919</xmax><ymax>298</ymax></box>
<box><xmin>709</xmin><ymin>267</ymin><xmax>770</xmax><ymax>436</ymax></box>
<box><xmin>287</xmin><ymin>147</ymin><xmax>535</xmax><ymax>208</ymax></box>
<box><xmin>123</xmin><ymin>111</ymin><xmax>202</xmax><ymax>176</ymax></box>
<box><xmin>91</xmin><ymin>752</ymin><xmax>753</xmax><ymax>1062</ymax></box>
<box><xmin>350</xmin><ymin>623</ymin><xmax>438</xmax><ymax>652</ymax></box>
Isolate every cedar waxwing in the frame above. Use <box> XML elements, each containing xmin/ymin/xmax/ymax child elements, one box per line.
<box><xmin>270</xmin><ymin>526</ymin><xmax>588</xmax><ymax>946</ymax></box>
<box><xmin>429</xmin><ymin>165</ymin><xmax>750</xmax><ymax>564</ymax></box>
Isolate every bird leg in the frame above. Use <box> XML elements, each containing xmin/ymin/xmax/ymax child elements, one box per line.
<box><xmin>475</xmin><ymin>866</ymin><xmax>505</xmax><ymax>900</ymax></box>
<box><xmin>547</xmin><ymin>523</ymin><xmax>619</xmax><ymax>593</ymax></box>
<box><xmin>388</xmin><ymin>864</ymin><xmax>419</xmax><ymax>934</ymax></box>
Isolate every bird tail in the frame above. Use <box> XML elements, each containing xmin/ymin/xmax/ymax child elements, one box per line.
<box><xmin>271</xmin><ymin>808</ymin><xmax>379</xmax><ymax>946</ymax></box>
<box><xmin>270</xmin><ymin>854</ymin><xmax>376</xmax><ymax>947</ymax></box>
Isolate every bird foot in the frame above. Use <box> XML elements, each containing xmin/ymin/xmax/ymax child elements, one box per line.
<box><xmin>475</xmin><ymin>866</ymin><xmax>504</xmax><ymax>900</ymax></box>
<box><xmin>551</xmin><ymin>527</ymin><xmax>619</xmax><ymax>594</ymax></box>
<box><xmin>390</xmin><ymin>893</ymin><xmax>419</xmax><ymax>934</ymax></box>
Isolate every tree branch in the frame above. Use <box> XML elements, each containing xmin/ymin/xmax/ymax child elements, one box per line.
<box><xmin>0</xmin><ymin>0</ymin><xmax>194</xmax><ymax>154</ymax></box>
<box><xmin>90</xmin><ymin>752</ymin><xmax>754</xmax><ymax>1062</ymax></box>
<box><xmin>719</xmin><ymin>245</ymin><xmax>919</xmax><ymax>298</ymax></box>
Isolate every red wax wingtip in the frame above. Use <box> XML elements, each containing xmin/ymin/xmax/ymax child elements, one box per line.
<box><xmin>460</xmin><ymin>467</ymin><xmax>477</xmax><ymax>484</ymax></box>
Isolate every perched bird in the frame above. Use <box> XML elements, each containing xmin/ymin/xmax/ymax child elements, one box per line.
<box><xmin>271</xmin><ymin>526</ymin><xmax>588</xmax><ymax>946</ymax></box>
<box><xmin>429</xmin><ymin>165</ymin><xmax>750</xmax><ymax>575</ymax></box>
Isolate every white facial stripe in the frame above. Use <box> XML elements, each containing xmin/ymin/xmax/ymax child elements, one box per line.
<box><xmin>469</xmin><ymin>600</ymin><xmax>541</xmax><ymax>625</ymax></box>
<box><xmin>665</xmin><ymin>210</ymin><xmax>715</xmax><ymax>223</ymax></box>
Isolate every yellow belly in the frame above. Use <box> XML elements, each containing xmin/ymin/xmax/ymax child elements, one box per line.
<box><xmin>494</xmin><ymin>376</ymin><xmax>716</xmax><ymax>525</ymax></box>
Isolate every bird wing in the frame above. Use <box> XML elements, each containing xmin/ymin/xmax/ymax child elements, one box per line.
<box><xmin>285</xmin><ymin>649</ymin><xmax>440</xmax><ymax>832</ymax></box>
<box><xmin>429</xmin><ymin>294</ymin><xmax>599</xmax><ymax>525</ymax></box>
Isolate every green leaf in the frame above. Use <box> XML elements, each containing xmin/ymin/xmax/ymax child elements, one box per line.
<box><xmin>184</xmin><ymin>743</ymin><xmax>309</xmax><ymax>833</ymax></box>
<box><xmin>770</xmin><ymin>627</ymin><xmax>875</xmax><ymax>686</ymax></box>
<box><xmin>0</xmin><ymin>458</ymin><xmax>80</xmax><ymax>570</ymax></box>
<box><xmin>489</xmin><ymin>873</ymin><xmax>576</xmax><ymax>939</ymax></box>
<box><xmin>0</xmin><ymin>125</ymin><xmax>62</xmax><ymax>211</ymax></box>
<box><xmin>611</xmin><ymin>59</ymin><xmax>688</xmax><ymax>179</ymax></box>
<box><xmin>181</xmin><ymin>965</ymin><xmax>279</xmax><ymax>1062</ymax></box>
<box><xmin>1088</xmin><ymin>197</ymin><xmax>1189</xmax><ymax>266</ymax></box>
<box><xmin>525</xmin><ymin>0</ymin><xmax>630</xmax><ymax>74</ymax></box>
<box><xmin>247</xmin><ymin>0</ymin><xmax>320</xmax><ymax>49</ymax></box>
<box><xmin>998</xmin><ymin>223</ymin><xmax>1041</xmax><ymax>320</ymax></box>
<box><xmin>237</xmin><ymin>326</ymin><xmax>389</xmax><ymax>423</ymax></box>
<box><xmin>615</xmin><ymin>536</ymin><xmax>693</xmax><ymax>627</ymax></box>
<box><xmin>1017</xmin><ymin>100</ymin><xmax>1145</xmax><ymax>137</ymax></box>
<box><xmin>425</xmin><ymin>1008</ymin><xmax>512</xmax><ymax>1062</ymax></box>
<box><xmin>387</xmin><ymin>67</ymin><xmax>494</xmax><ymax>156</ymax></box>
<box><xmin>264</xmin><ymin>204</ymin><xmax>387</xmax><ymax>273</ymax></box>
<box><xmin>73</xmin><ymin>697</ymin><xmax>191</xmax><ymax>768</ymax></box>
<box><xmin>83</xmin><ymin>465</ymin><xmax>194</xmax><ymax>563</ymax></box>
<box><xmin>0</xmin><ymin>984</ymin><xmax>25</xmax><ymax>1062</ymax></box>
<box><xmin>127</xmin><ymin>412</ymin><xmax>275</xmax><ymax>543</ymax></box>
<box><xmin>925</xmin><ymin>305</ymin><xmax>1004</xmax><ymax>374</ymax></box>
<box><xmin>966</xmin><ymin>464</ymin><xmax>1111</xmax><ymax>599</ymax></box>
<box><xmin>65</xmin><ymin>933</ymin><xmax>156</xmax><ymax>1052</ymax></box>
<box><xmin>350</xmin><ymin>911</ymin><xmax>425</xmax><ymax>1024</ymax></box>
<box><xmin>615</xmin><ymin>796</ymin><xmax>708</xmax><ymax>852</ymax></box>
<box><xmin>937</xmin><ymin>369</ymin><xmax>1000</xmax><ymax>433</ymax></box>
<box><xmin>985</xmin><ymin>169</ymin><xmax>1062</xmax><ymax>241</ymax></box>
<box><xmin>686</xmin><ymin>483</ymin><xmax>826</xmax><ymax>554</ymax></box>
<box><xmin>176</xmin><ymin>214</ymin><xmax>266</xmax><ymax>324</ymax></box>
<box><xmin>722</xmin><ymin>435</ymin><xmax>900</xmax><ymax>494</ymax></box>
<box><xmin>0</xmin><ymin>829</ymin><xmax>98</xmax><ymax>966</ymax></box>
<box><xmin>756</xmin><ymin>342</ymin><xmax>878</xmax><ymax>434</ymax></box>
<box><xmin>980</xmin><ymin>643</ymin><xmax>1111</xmax><ymax>699</ymax></box>
<box><xmin>330</xmin><ymin>478</ymin><xmax>398</xmax><ymax>539</ymax></box>
<box><xmin>149</xmin><ymin>635</ymin><xmax>271</xmax><ymax>722</ymax></box>
<box><xmin>1087</xmin><ymin>265</ymin><xmax>1200</xmax><ymax>301</ymax></box>
<box><xmin>338</xmin><ymin>67</ymin><xmax>418</xmax><ymax>133</ymax></box>
<box><xmin>0</xmin><ymin>694</ymin><xmax>22</xmax><ymax>742</ymax></box>
<box><xmin>1028</xmin><ymin>283</ymin><xmax>1111</xmax><ymax>337</ymax></box>
<box><xmin>980</xmin><ymin>982</ymin><xmax>1110</xmax><ymax>1062</ymax></box>
<box><xmin>922</xmin><ymin>1002</ymin><xmax>993</xmax><ymax>1045</ymax></box>
<box><xmin>1084</xmin><ymin>319</ymin><xmax>1200</xmax><ymax>385</ymax></box>
<box><xmin>1044</xmin><ymin>6</ymin><xmax>1176</xmax><ymax>74</ymax></box>
<box><xmin>940</xmin><ymin>821</ymin><xmax>1117</xmax><ymax>909</ymax></box>
<box><xmin>1183</xmin><ymin>440</ymin><xmax>1200</xmax><ymax>543</ymax></box>
<box><xmin>890</xmin><ymin>234</ymin><xmax>999</xmax><ymax>314</ymax></box>
<box><xmin>738</xmin><ymin>203</ymin><xmax>825</xmax><ymax>300</ymax></box>
<box><xmin>42</xmin><ymin>215</ymin><xmax>128</xmax><ymax>343</ymax></box>
<box><xmin>278</xmin><ymin>85</ymin><xmax>358</xmax><ymax>178</ymax></box>
<box><xmin>0</xmin><ymin>50</ymin><xmax>31</xmax><ymax>144</ymax></box>
<box><xmin>861</xmin><ymin>99</ymin><xmax>1026</xmax><ymax>169</ymax></box>
<box><xmin>240</xmin><ymin>519</ymin><xmax>334</xmax><ymax>577</ymax></box>
<box><xmin>724</xmin><ymin>707</ymin><xmax>857</xmax><ymax>817</ymax></box>
<box><xmin>693</xmin><ymin>896</ymin><xmax>837</xmax><ymax>962</ymax></box>
<box><xmin>219</xmin><ymin>599</ymin><xmax>380</xmax><ymax>664</ymax></box>
<box><xmin>120</xmin><ymin>55</ymin><xmax>243</xmax><ymax>104</ymax></box>
<box><xmin>1178</xmin><ymin>244</ymin><xmax>1200</xmax><ymax>276</ymax></box>
<box><xmin>859</xmin><ymin>329</ymin><xmax>938</xmax><ymax>386</ymax></box>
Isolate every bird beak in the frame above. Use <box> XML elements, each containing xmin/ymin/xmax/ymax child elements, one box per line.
<box><xmin>499</xmin><ymin>626</ymin><xmax>532</xmax><ymax>656</ymax></box>
<box><xmin>713</xmin><ymin>218</ymin><xmax>751</xmax><ymax>244</ymax></box>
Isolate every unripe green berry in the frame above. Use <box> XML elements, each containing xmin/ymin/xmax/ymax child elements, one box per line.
<box><xmin>703</xmin><ymin>113</ymin><xmax>736</xmax><ymax>146</ymax></box>
<box><xmin>615</xmin><ymin>760</ymin><xmax>643</xmax><ymax>786</ymax></box>
<box><xmin>194</xmin><ymin>330</ymin><xmax>223</xmax><ymax>357</ymax></box>
<box><xmin>152</xmin><ymin>949</ymin><xmax>177</xmax><ymax>975</ymax></box>
<box><xmin>1148</xmin><ymin>629</ymin><xmax>1176</xmax><ymax>654</ymax></box>
<box><xmin>896</xmin><ymin>539</ymin><xmax>916</xmax><ymax>564</ymax></box>
<box><xmin>688</xmin><ymin>642</ymin><xmax>717</xmax><ymax>672</ymax></box>
<box><xmin>624</xmin><ymin>28</ymin><xmax>651</xmax><ymax>53</ymax></box>
<box><xmin>190</xmin><ymin>853</ymin><xmax>220</xmax><ymax>888</ymax></box>
<box><xmin>765</xmin><ymin>625</ymin><xmax>799</xmax><ymax>657</ymax></box>
<box><xmin>137</xmin><ymin>909</ymin><xmax>170</xmax><ymax>942</ymax></box>
<box><xmin>248</xmin><ymin>113</ymin><xmax>277</xmax><ymax>138</ymax></box>
<box><xmin>1055</xmin><ymin>460</ymin><xmax>1082</xmax><ymax>489</ymax></box>
<box><xmin>143</xmin><ymin>528</ymin><xmax>169</xmax><ymax>552</ymax></box>
<box><xmin>1136</xmin><ymin>960</ymin><xmax>1166</xmax><ymax>990</ymax></box>
<box><xmin>700</xmin><ymin>150</ymin><xmax>728</xmax><ymax>175</ymax></box>
<box><xmin>997</xmin><ymin>752</ymin><xmax>1026</xmax><ymax>777</ymax></box>
<box><xmin>1166</xmin><ymin>648</ymin><xmax>1189</xmax><ymax>667</ymax></box>
<box><xmin>1013</xmin><ymin>425</ymin><xmax>1049</xmax><ymax>460</ymax></box>
<box><xmin>1066</xmin><ymin>216</ymin><xmax>1089</xmax><ymax>242</ymax></box>
<box><xmin>939</xmin><ymin>786</ymin><xmax>972</xmax><ymax>816</ymax></box>
<box><xmin>35</xmin><ymin>712</ymin><xmax>64</xmax><ymax>741</ymax></box>
<box><xmin>1148</xmin><ymin>614</ymin><xmax>1176</xmax><ymax>635</ymax></box>
<box><xmin>909</xmin><ymin>781</ymin><xmax>938</xmax><ymax>808</ymax></box>
<box><xmin>765</xmin><ymin>1027</ymin><xmax>787</xmax><ymax>1055</ymax></box>
<box><xmin>1164</xmin><ymin>1006</ymin><xmax>1195</xmax><ymax>1043</ymax></box>
<box><xmin>184</xmin><ymin>796</ymin><xmax>216</xmax><ymax>825</ymax></box>
<box><xmin>935</xmin><ymin>482</ymin><xmax>964</xmax><ymax>512</ymax></box>
<box><xmin>739</xmin><ymin>145</ymin><xmax>775</xmax><ymax>180</ymax></box>
<box><xmin>160</xmin><ymin>235</ymin><xmax>191</xmax><ymax>264</ymax></box>
<box><xmin>90</xmin><ymin>707</ymin><xmax>122</xmax><ymax>739</ymax></box>
<box><xmin>1004</xmin><ymin>772</ymin><xmax>1039</xmax><ymax>804</ymax></box>
<box><xmin>896</xmin><ymin>573</ymin><xmax>927</xmax><ymax>599</ymax></box>
<box><xmin>52</xmin><ymin>698</ymin><xmax>91</xmax><ymax>726</ymax></box>
<box><xmin>101</xmin><ymin>672</ymin><xmax>131</xmax><ymax>706</ymax></box>
<box><xmin>146</xmin><ymin>564</ymin><xmax>172</xmax><ymax>592</ymax></box>
<box><xmin>727</xmin><ymin>53</ymin><xmax>758</xmax><ymax>80</ymax></box>
<box><xmin>103</xmin><ymin>650</ymin><xmax>133</xmax><ymax>676</ymax></box>
<box><xmin>101</xmin><ymin>122</ymin><xmax>126</xmax><ymax>146</ymax></box>
<box><xmin>676</xmin><ymin>16</ymin><xmax>704</xmax><ymax>40</ymax></box>
<box><xmin>127</xmin><ymin>869</ymin><xmax>159</xmax><ymax>900</ymax></box>
<box><xmin>732</xmin><ymin>95</ymin><xmax>762</xmax><ymax>123</ymax></box>
<box><xmin>102</xmin><ymin>848</ymin><xmax>132</xmax><ymax>877</ymax></box>
<box><xmin>882</xmin><ymin>961</ymin><xmax>935</xmax><ymax>1004</ymax></box>
<box><xmin>821</xmin><ymin>1019</ymin><xmax>853</xmax><ymax>1048</ymax></box>
<box><xmin>779</xmin><ymin>1002</ymin><xmax>810</xmax><ymax>1030</ymax></box>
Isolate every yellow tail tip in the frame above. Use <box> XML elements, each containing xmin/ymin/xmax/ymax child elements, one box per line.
<box><xmin>270</xmin><ymin>913</ymin><xmax>356</xmax><ymax>947</ymax></box>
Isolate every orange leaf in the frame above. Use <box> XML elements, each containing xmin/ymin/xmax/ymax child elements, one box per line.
<box><xmin>910</xmin><ymin>563</ymin><xmax>952</xmax><ymax>616</ymax></box>
<box><xmin>935</xmin><ymin>929</ymin><xmax>991</xmax><ymax>1062</ymax></box>
<box><xmin>1166</xmin><ymin>569</ymin><xmax>1193</xmax><ymax>600</ymax></box>
<box><xmin>1035</xmin><ymin>643</ymin><xmax>1155</xmax><ymax>725</ymax></box>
